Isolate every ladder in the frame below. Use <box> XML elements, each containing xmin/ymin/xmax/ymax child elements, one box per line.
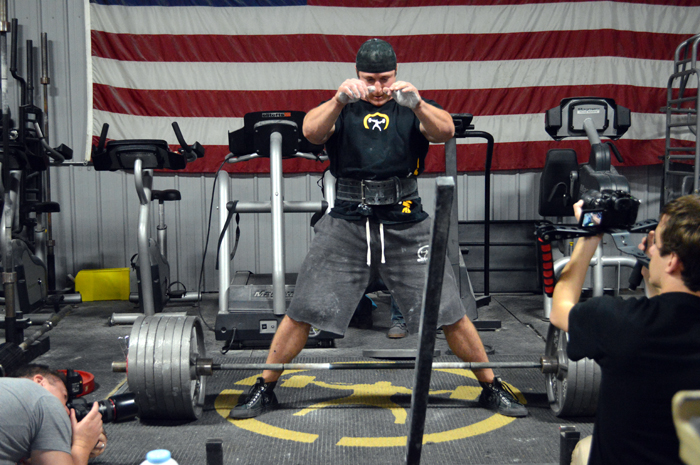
<box><xmin>662</xmin><ymin>33</ymin><xmax>700</xmax><ymax>207</ymax></box>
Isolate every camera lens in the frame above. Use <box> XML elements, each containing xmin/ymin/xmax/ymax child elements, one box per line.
<box><xmin>69</xmin><ymin>392</ymin><xmax>138</xmax><ymax>423</ymax></box>
<box><xmin>104</xmin><ymin>392</ymin><xmax>138</xmax><ymax>422</ymax></box>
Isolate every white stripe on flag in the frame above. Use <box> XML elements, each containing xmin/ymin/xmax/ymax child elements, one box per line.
<box><xmin>92</xmin><ymin>56</ymin><xmax>676</xmax><ymax>91</ymax></box>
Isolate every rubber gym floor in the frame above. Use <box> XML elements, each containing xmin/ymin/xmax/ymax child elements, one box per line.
<box><xmin>5</xmin><ymin>291</ymin><xmax>608</xmax><ymax>465</ymax></box>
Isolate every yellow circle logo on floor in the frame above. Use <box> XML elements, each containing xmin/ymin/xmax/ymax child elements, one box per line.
<box><xmin>215</xmin><ymin>369</ymin><xmax>525</xmax><ymax>446</ymax></box>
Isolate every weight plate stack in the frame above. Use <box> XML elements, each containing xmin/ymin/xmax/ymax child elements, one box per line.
<box><xmin>127</xmin><ymin>314</ymin><xmax>207</xmax><ymax>420</ymax></box>
<box><xmin>544</xmin><ymin>323</ymin><xmax>601</xmax><ymax>417</ymax></box>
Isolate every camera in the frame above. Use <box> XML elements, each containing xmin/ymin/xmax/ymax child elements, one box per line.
<box><xmin>69</xmin><ymin>392</ymin><xmax>139</xmax><ymax>423</ymax></box>
<box><xmin>578</xmin><ymin>189</ymin><xmax>640</xmax><ymax>230</ymax></box>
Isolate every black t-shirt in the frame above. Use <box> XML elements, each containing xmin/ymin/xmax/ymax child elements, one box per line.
<box><xmin>568</xmin><ymin>293</ymin><xmax>700</xmax><ymax>465</ymax></box>
<box><xmin>325</xmin><ymin>98</ymin><xmax>442</xmax><ymax>224</ymax></box>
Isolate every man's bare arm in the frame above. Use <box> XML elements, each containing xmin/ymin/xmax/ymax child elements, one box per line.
<box><xmin>303</xmin><ymin>98</ymin><xmax>344</xmax><ymax>145</ymax></box>
<box><xmin>414</xmin><ymin>101</ymin><xmax>455</xmax><ymax>143</ymax></box>
<box><xmin>303</xmin><ymin>79</ymin><xmax>370</xmax><ymax>145</ymax></box>
<box><xmin>387</xmin><ymin>81</ymin><xmax>454</xmax><ymax>143</ymax></box>
<box><xmin>550</xmin><ymin>235</ymin><xmax>601</xmax><ymax>332</ymax></box>
<box><xmin>31</xmin><ymin>450</ymin><xmax>74</xmax><ymax>465</ymax></box>
<box><xmin>549</xmin><ymin>200</ymin><xmax>602</xmax><ymax>332</ymax></box>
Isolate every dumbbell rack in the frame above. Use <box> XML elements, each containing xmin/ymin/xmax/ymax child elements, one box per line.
<box><xmin>662</xmin><ymin>33</ymin><xmax>700</xmax><ymax>207</ymax></box>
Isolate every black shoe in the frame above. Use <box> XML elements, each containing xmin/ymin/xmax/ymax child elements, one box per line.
<box><xmin>229</xmin><ymin>377</ymin><xmax>279</xmax><ymax>419</ymax></box>
<box><xmin>478</xmin><ymin>376</ymin><xmax>528</xmax><ymax>417</ymax></box>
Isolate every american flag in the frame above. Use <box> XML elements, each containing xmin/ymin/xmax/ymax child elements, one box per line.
<box><xmin>88</xmin><ymin>0</ymin><xmax>700</xmax><ymax>174</ymax></box>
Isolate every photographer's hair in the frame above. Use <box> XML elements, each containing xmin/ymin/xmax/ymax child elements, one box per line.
<box><xmin>659</xmin><ymin>195</ymin><xmax>700</xmax><ymax>291</ymax></box>
<box><xmin>11</xmin><ymin>364</ymin><xmax>67</xmax><ymax>388</ymax></box>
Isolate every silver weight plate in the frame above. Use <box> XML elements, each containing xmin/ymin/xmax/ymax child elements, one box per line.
<box><xmin>159</xmin><ymin>316</ymin><xmax>179</xmax><ymax>419</ymax></box>
<box><xmin>544</xmin><ymin>323</ymin><xmax>601</xmax><ymax>417</ymax></box>
<box><xmin>182</xmin><ymin>317</ymin><xmax>206</xmax><ymax>419</ymax></box>
<box><xmin>127</xmin><ymin>314</ymin><xmax>207</xmax><ymax>420</ymax></box>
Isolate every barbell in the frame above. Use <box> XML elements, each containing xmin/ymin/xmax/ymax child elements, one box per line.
<box><xmin>114</xmin><ymin>359</ymin><xmax>548</xmax><ymax>374</ymax></box>
<box><xmin>113</xmin><ymin>314</ymin><xmax>596</xmax><ymax>421</ymax></box>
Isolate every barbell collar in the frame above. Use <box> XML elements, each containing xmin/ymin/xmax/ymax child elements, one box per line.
<box><xmin>540</xmin><ymin>356</ymin><xmax>558</xmax><ymax>374</ymax></box>
<box><xmin>196</xmin><ymin>357</ymin><xmax>214</xmax><ymax>376</ymax></box>
<box><xmin>112</xmin><ymin>361</ymin><xmax>127</xmax><ymax>373</ymax></box>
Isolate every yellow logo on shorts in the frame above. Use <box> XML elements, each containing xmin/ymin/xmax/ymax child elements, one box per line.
<box><xmin>402</xmin><ymin>201</ymin><xmax>412</xmax><ymax>213</ymax></box>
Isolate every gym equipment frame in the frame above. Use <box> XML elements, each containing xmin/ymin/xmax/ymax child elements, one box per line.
<box><xmin>92</xmin><ymin>122</ymin><xmax>204</xmax><ymax>324</ymax></box>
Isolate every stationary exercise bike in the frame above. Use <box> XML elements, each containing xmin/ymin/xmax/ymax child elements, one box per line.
<box><xmin>536</xmin><ymin>97</ymin><xmax>657</xmax><ymax>417</ymax></box>
<box><xmin>92</xmin><ymin>123</ymin><xmax>204</xmax><ymax>324</ymax></box>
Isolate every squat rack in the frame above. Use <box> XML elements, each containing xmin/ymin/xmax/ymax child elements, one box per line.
<box><xmin>662</xmin><ymin>33</ymin><xmax>700</xmax><ymax>206</ymax></box>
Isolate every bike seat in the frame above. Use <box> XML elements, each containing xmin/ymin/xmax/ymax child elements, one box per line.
<box><xmin>152</xmin><ymin>189</ymin><xmax>182</xmax><ymax>202</ymax></box>
<box><xmin>30</xmin><ymin>201</ymin><xmax>61</xmax><ymax>214</ymax></box>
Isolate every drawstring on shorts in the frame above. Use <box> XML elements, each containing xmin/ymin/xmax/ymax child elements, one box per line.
<box><xmin>379</xmin><ymin>223</ymin><xmax>386</xmax><ymax>264</ymax></box>
<box><xmin>365</xmin><ymin>218</ymin><xmax>386</xmax><ymax>266</ymax></box>
<box><xmin>365</xmin><ymin>218</ymin><xmax>371</xmax><ymax>266</ymax></box>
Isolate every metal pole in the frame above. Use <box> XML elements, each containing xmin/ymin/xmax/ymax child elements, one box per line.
<box><xmin>406</xmin><ymin>177</ymin><xmax>454</xmax><ymax>465</ymax></box>
<box><xmin>40</xmin><ymin>34</ymin><xmax>49</xmax><ymax>142</ymax></box>
<box><xmin>213</xmin><ymin>361</ymin><xmax>542</xmax><ymax>371</ymax></box>
<box><xmin>40</xmin><ymin>32</ymin><xmax>55</xmax><ymax>290</ymax></box>
<box><xmin>269</xmin><ymin>131</ymin><xmax>286</xmax><ymax>316</ymax></box>
<box><xmin>217</xmin><ymin>170</ymin><xmax>230</xmax><ymax>316</ymax></box>
<box><xmin>592</xmin><ymin>244</ymin><xmax>604</xmax><ymax>297</ymax></box>
<box><xmin>227</xmin><ymin>200</ymin><xmax>325</xmax><ymax>214</ymax></box>
<box><xmin>463</xmin><ymin>131</ymin><xmax>494</xmax><ymax>297</ymax></box>
<box><xmin>323</xmin><ymin>170</ymin><xmax>336</xmax><ymax>213</ymax></box>
<box><xmin>111</xmin><ymin>360</ymin><xmax>544</xmax><ymax>373</ymax></box>
<box><xmin>134</xmin><ymin>159</ymin><xmax>156</xmax><ymax>316</ymax></box>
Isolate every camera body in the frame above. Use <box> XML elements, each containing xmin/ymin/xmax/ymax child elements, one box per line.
<box><xmin>69</xmin><ymin>392</ymin><xmax>138</xmax><ymax>423</ymax></box>
<box><xmin>579</xmin><ymin>189</ymin><xmax>640</xmax><ymax>230</ymax></box>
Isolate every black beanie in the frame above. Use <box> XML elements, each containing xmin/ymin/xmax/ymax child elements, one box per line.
<box><xmin>355</xmin><ymin>39</ymin><xmax>397</xmax><ymax>73</ymax></box>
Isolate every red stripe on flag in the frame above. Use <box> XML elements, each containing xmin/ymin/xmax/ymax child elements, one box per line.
<box><xmin>93</xmin><ymin>84</ymin><xmax>667</xmax><ymax>117</ymax></box>
<box><xmin>91</xmin><ymin>30</ymin><xmax>688</xmax><ymax>63</ymax></box>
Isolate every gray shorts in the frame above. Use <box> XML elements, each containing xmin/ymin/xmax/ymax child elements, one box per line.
<box><xmin>287</xmin><ymin>214</ymin><xmax>474</xmax><ymax>335</ymax></box>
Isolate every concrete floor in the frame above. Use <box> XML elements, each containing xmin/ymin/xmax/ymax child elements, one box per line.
<box><xmin>2</xmin><ymin>292</ymin><xmax>600</xmax><ymax>465</ymax></box>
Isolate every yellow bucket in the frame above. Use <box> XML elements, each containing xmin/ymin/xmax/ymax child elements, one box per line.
<box><xmin>75</xmin><ymin>267</ymin><xmax>130</xmax><ymax>301</ymax></box>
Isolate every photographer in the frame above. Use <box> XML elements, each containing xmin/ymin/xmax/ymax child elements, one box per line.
<box><xmin>0</xmin><ymin>364</ymin><xmax>106</xmax><ymax>465</ymax></box>
<box><xmin>549</xmin><ymin>195</ymin><xmax>700</xmax><ymax>465</ymax></box>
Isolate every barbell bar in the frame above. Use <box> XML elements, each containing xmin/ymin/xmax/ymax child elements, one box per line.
<box><xmin>114</xmin><ymin>358</ymin><xmax>557</xmax><ymax>375</ymax></box>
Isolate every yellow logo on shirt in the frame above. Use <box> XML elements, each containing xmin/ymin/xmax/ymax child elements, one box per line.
<box><xmin>364</xmin><ymin>113</ymin><xmax>389</xmax><ymax>131</ymax></box>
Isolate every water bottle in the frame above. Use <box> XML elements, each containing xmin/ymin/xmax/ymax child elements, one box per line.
<box><xmin>140</xmin><ymin>449</ymin><xmax>178</xmax><ymax>465</ymax></box>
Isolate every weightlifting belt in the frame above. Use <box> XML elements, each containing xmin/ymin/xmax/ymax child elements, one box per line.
<box><xmin>336</xmin><ymin>177</ymin><xmax>418</xmax><ymax>206</ymax></box>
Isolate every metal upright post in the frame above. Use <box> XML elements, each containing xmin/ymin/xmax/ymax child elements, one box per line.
<box><xmin>40</xmin><ymin>33</ymin><xmax>56</xmax><ymax>290</ymax></box>
<box><xmin>217</xmin><ymin>171</ymin><xmax>230</xmax><ymax>317</ymax></box>
<box><xmin>134</xmin><ymin>159</ymin><xmax>156</xmax><ymax>316</ymax></box>
<box><xmin>269</xmin><ymin>131</ymin><xmax>286</xmax><ymax>316</ymax></box>
<box><xmin>405</xmin><ymin>177</ymin><xmax>454</xmax><ymax>465</ymax></box>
